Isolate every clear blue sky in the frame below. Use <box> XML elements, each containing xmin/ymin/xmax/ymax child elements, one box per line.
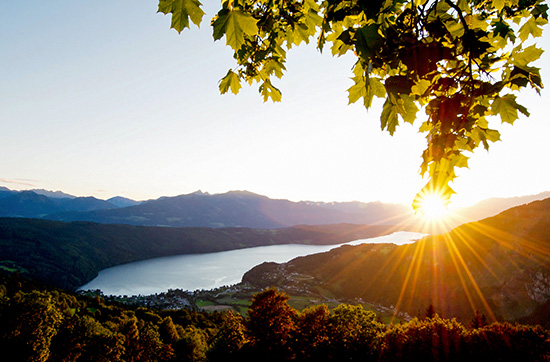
<box><xmin>1</xmin><ymin>1</ymin><xmax>549</xmax><ymax>207</ymax></box>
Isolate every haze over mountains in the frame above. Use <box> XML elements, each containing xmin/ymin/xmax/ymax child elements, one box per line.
<box><xmin>0</xmin><ymin>186</ymin><xmax>548</xmax><ymax>230</ymax></box>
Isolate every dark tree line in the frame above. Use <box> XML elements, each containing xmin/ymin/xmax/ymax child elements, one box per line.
<box><xmin>0</xmin><ymin>274</ymin><xmax>549</xmax><ymax>362</ymax></box>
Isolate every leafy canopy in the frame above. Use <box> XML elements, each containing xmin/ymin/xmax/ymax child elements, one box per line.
<box><xmin>159</xmin><ymin>0</ymin><xmax>548</xmax><ymax>209</ymax></box>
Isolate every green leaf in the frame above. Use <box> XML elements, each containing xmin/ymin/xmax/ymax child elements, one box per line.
<box><xmin>261</xmin><ymin>59</ymin><xmax>286</xmax><ymax>79</ymax></box>
<box><xmin>491</xmin><ymin>94</ymin><xmax>530</xmax><ymax>124</ymax></box>
<box><xmin>259</xmin><ymin>79</ymin><xmax>282</xmax><ymax>102</ymax></box>
<box><xmin>444</xmin><ymin>19</ymin><xmax>465</xmax><ymax>39</ymax></box>
<box><xmin>212</xmin><ymin>9</ymin><xmax>259</xmax><ymax>51</ymax></box>
<box><xmin>398</xmin><ymin>94</ymin><xmax>419</xmax><ymax>124</ymax></box>
<box><xmin>219</xmin><ymin>70</ymin><xmax>242</xmax><ymax>95</ymax></box>
<box><xmin>158</xmin><ymin>0</ymin><xmax>205</xmax><ymax>33</ymax></box>
<box><xmin>293</xmin><ymin>24</ymin><xmax>312</xmax><ymax>45</ymax></box>
<box><xmin>471</xmin><ymin>127</ymin><xmax>501</xmax><ymax>150</ymax></box>
<box><xmin>485</xmin><ymin>129</ymin><xmax>501</xmax><ymax>142</ymax></box>
<box><xmin>365</xmin><ymin>77</ymin><xmax>386</xmax><ymax>108</ymax></box>
<box><xmin>380</xmin><ymin>96</ymin><xmax>399</xmax><ymax>135</ymax></box>
<box><xmin>518</xmin><ymin>16</ymin><xmax>545</xmax><ymax>42</ymax></box>
<box><xmin>411</xmin><ymin>79</ymin><xmax>431</xmax><ymax>96</ymax></box>
<box><xmin>355</xmin><ymin>24</ymin><xmax>383</xmax><ymax>59</ymax></box>
<box><xmin>492</xmin><ymin>0</ymin><xmax>506</xmax><ymax>12</ymax></box>
<box><xmin>347</xmin><ymin>76</ymin><xmax>366</xmax><ymax>105</ymax></box>
<box><xmin>512</xmin><ymin>44</ymin><xmax>544</xmax><ymax>67</ymax></box>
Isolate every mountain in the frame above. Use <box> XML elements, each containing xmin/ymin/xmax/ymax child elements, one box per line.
<box><xmin>453</xmin><ymin>191</ymin><xmax>550</xmax><ymax>222</ymax></box>
<box><xmin>0</xmin><ymin>191</ymin><xmax>61</xmax><ymax>217</ymax></box>
<box><xmin>0</xmin><ymin>187</ymin><xmax>16</xmax><ymax>199</ymax></box>
<box><xmin>0</xmin><ymin>191</ymin><xmax>117</xmax><ymax>218</ymax></box>
<box><xmin>36</xmin><ymin>189</ymin><xmax>550</xmax><ymax>230</ymax></box>
<box><xmin>30</xmin><ymin>188</ymin><xmax>76</xmax><ymax>199</ymax></box>
<box><xmin>44</xmin><ymin>190</ymin><xmax>418</xmax><ymax>229</ymax></box>
<box><xmin>107</xmin><ymin>196</ymin><xmax>142</xmax><ymax>208</ymax></box>
<box><xmin>0</xmin><ymin>219</ymin><xmax>401</xmax><ymax>290</ymax></box>
<box><xmin>243</xmin><ymin>198</ymin><xmax>550</xmax><ymax>324</ymax></box>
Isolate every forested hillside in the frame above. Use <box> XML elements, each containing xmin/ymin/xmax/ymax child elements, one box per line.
<box><xmin>0</xmin><ymin>218</ymin><xmax>399</xmax><ymax>290</ymax></box>
<box><xmin>244</xmin><ymin>198</ymin><xmax>550</xmax><ymax>325</ymax></box>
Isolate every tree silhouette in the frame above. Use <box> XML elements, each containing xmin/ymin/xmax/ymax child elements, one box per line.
<box><xmin>469</xmin><ymin>310</ymin><xmax>488</xmax><ymax>329</ymax></box>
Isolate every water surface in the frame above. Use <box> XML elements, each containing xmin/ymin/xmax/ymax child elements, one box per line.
<box><xmin>79</xmin><ymin>231</ymin><xmax>426</xmax><ymax>295</ymax></box>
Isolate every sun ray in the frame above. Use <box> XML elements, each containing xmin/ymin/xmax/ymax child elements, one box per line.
<box><xmin>443</xmin><ymin>233</ymin><xmax>497</xmax><ymax>321</ymax></box>
<box><xmin>452</xmin><ymin>227</ymin><xmax>500</xmax><ymax>280</ymax></box>
<box><xmin>391</xmin><ymin>239</ymin><xmax>427</xmax><ymax>322</ymax></box>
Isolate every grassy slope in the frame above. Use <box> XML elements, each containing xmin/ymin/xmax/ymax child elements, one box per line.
<box><xmin>244</xmin><ymin>198</ymin><xmax>550</xmax><ymax>324</ymax></box>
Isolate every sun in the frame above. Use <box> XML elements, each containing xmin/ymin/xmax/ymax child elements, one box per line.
<box><xmin>418</xmin><ymin>193</ymin><xmax>449</xmax><ymax>221</ymax></box>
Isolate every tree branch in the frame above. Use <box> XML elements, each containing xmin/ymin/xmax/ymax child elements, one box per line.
<box><xmin>444</xmin><ymin>0</ymin><xmax>470</xmax><ymax>31</ymax></box>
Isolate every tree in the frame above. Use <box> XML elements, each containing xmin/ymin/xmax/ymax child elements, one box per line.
<box><xmin>380</xmin><ymin>315</ymin><xmax>466</xmax><ymax>362</ymax></box>
<box><xmin>328</xmin><ymin>304</ymin><xmax>386</xmax><ymax>361</ymax></box>
<box><xmin>208</xmin><ymin>310</ymin><xmax>248</xmax><ymax>361</ymax></box>
<box><xmin>295</xmin><ymin>304</ymin><xmax>332</xmax><ymax>361</ymax></box>
<box><xmin>469</xmin><ymin>310</ymin><xmax>488</xmax><ymax>329</ymax></box>
<box><xmin>464</xmin><ymin>322</ymin><xmax>550</xmax><ymax>362</ymax></box>
<box><xmin>246</xmin><ymin>287</ymin><xmax>297</xmax><ymax>358</ymax></box>
<box><xmin>2</xmin><ymin>290</ymin><xmax>63</xmax><ymax>362</ymax></box>
<box><xmin>173</xmin><ymin>325</ymin><xmax>209</xmax><ymax>362</ymax></box>
<box><xmin>159</xmin><ymin>316</ymin><xmax>180</xmax><ymax>345</ymax></box>
<box><xmin>425</xmin><ymin>304</ymin><xmax>437</xmax><ymax>319</ymax></box>
<box><xmin>158</xmin><ymin>0</ymin><xmax>547</xmax><ymax>208</ymax></box>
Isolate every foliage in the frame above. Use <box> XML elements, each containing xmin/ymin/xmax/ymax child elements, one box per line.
<box><xmin>464</xmin><ymin>322</ymin><xmax>550</xmax><ymax>362</ymax></box>
<box><xmin>294</xmin><ymin>304</ymin><xmax>331</xmax><ymax>360</ymax></box>
<box><xmin>2</xmin><ymin>290</ymin><xmax>63</xmax><ymax>362</ymax></box>
<box><xmin>379</xmin><ymin>315</ymin><xmax>466</xmax><ymax>362</ymax></box>
<box><xmin>328</xmin><ymin>304</ymin><xmax>386</xmax><ymax>361</ymax></box>
<box><xmin>246</xmin><ymin>287</ymin><xmax>298</xmax><ymax>358</ymax></box>
<box><xmin>0</xmin><ymin>276</ymin><xmax>549</xmax><ymax>362</ymax></box>
<box><xmin>208</xmin><ymin>311</ymin><xmax>248</xmax><ymax>360</ymax></box>
<box><xmin>159</xmin><ymin>0</ymin><xmax>548</xmax><ymax>208</ymax></box>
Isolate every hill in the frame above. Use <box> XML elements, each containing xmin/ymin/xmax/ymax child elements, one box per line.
<box><xmin>43</xmin><ymin>190</ymin><xmax>414</xmax><ymax>228</ymax></box>
<box><xmin>243</xmin><ymin>198</ymin><xmax>550</xmax><ymax>324</ymax></box>
<box><xmin>0</xmin><ymin>218</ymin><xmax>400</xmax><ymax>290</ymax></box>
<box><xmin>0</xmin><ymin>191</ymin><xmax>117</xmax><ymax>218</ymax></box>
<box><xmin>452</xmin><ymin>191</ymin><xmax>550</xmax><ymax>223</ymax></box>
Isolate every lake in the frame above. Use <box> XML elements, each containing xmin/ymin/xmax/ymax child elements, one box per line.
<box><xmin>79</xmin><ymin>231</ymin><xmax>426</xmax><ymax>296</ymax></box>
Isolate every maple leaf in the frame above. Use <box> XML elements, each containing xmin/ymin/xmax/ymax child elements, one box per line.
<box><xmin>219</xmin><ymin>70</ymin><xmax>242</xmax><ymax>95</ymax></box>
<box><xmin>491</xmin><ymin>94</ymin><xmax>530</xmax><ymax>124</ymax></box>
<box><xmin>158</xmin><ymin>0</ymin><xmax>205</xmax><ymax>33</ymax></box>
<box><xmin>213</xmin><ymin>9</ymin><xmax>259</xmax><ymax>51</ymax></box>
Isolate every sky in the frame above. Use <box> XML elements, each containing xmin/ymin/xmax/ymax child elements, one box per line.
<box><xmin>1</xmin><ymin>1</ymin><xmax>549</xmax><ymax>208</ymax></box>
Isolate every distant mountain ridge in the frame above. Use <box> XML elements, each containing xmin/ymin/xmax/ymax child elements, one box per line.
<box><xmin>0</xmin><ymin>186</ymin><xmax>549</xmax><ymax>230</ymax></box>
<box><xmin>0</xmin><ymin>191</ymin><xmax>117</xmax><ymax>218</ymax></box>
<box><xmin>42</xmin><ymin>190</ymin><xmax>414</xmax><ymax>229</ymax></box>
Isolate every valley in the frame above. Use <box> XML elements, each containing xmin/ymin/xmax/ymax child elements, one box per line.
<box><xmin>1</xmin><ymin>186</ymin><xmax>550</xmax><ymax>327</ymax></box>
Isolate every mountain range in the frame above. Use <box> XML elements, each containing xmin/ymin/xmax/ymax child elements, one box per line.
<box><xmin>1</xmin><ymin>186</ymin><xmax>549</xmax><ymax>230</ymax></box>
